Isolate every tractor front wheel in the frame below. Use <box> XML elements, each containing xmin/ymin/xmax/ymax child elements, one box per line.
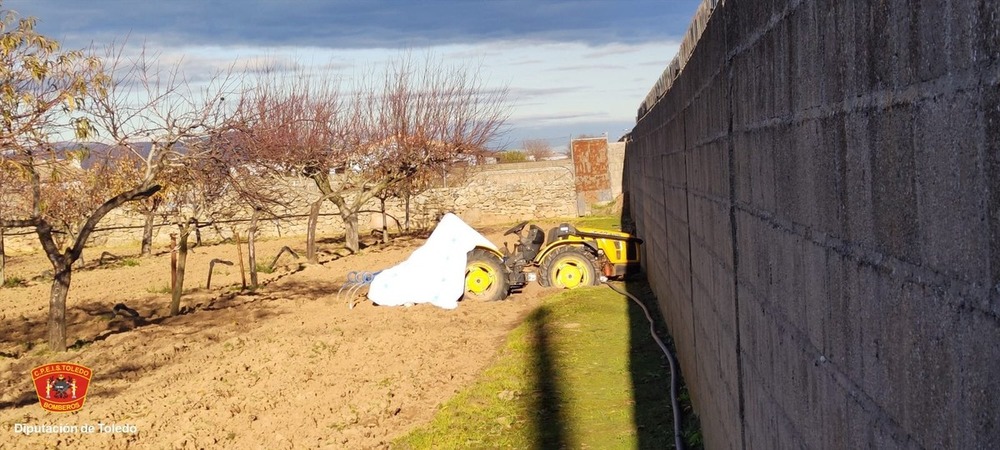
<box><xmin>464</xmin><ymin>248</ymin><xmax>510</xmax><ymax>301</ymax></box>
<box><xmin>540</xmin><ymin>246</ymin><xmax>600</xmax><ymax>289</ymax></box>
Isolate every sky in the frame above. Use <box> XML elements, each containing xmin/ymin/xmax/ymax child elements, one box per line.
<box><xmin>4</xmin><ymin>0</ymin><xmax>703</xmax><ymax>151</ymax></box>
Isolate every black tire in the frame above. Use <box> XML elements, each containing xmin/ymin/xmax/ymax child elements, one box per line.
<box><xmin>539</xmin><ymin>246</ymin><xmax>600</xmax><ymax>289</ymax></box>
<box><xmin>464</xmin><ymin>248</ymin><xmax>510</xmax><ymax>301</ymax></box>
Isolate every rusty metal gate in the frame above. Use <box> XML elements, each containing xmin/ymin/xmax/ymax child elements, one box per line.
<box><xmin>571</xmin><ymin>137</ymin><xmax>612</xmax><ymax>215</ymax></box>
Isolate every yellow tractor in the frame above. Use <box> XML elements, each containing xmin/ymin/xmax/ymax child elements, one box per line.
<box><xmin>464</xmin><ymin>221</ymin><xmax>643</xmax><ymax>301</ymax></box>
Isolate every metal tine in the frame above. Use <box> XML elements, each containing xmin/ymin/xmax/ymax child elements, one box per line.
<box><xmin>340</xmin><ymin>270</ymin><xmax>383</xmax><ymax>308</ymax></box>
<box><xmin>336</xmin><ymin>281</ymin><xmax>353</xmax><ymax>301</ymax></box>
<box><xmin>347</xmin><ymin>282</ymin><xmax>366</xmax><ymax>309</ymax></box>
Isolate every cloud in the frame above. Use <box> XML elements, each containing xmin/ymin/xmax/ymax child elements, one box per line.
<box><xmin>513</xmin><ymin>112</ymin><xmax>608</xmax><ymax>124</ymax></box>
<box><xmin>5</xmin><ymin>0</ymin><xmax>699</xmax><ymax>51</ymax></box>
<box><xmin>3</xmin><ymin>0</ymin><xmax>696</xmax><ymax>148</ymax></box>
<box><xmin>508</xmin><ymin>86</ymin><xmax>588</xmax><ymax>99</ymax></box>
<box><xmin>498</xmin><ymin>118</ymin><xmax>637</xmax><ymax>151</ymax></box>
<box><xmin>546</xmin><ymin>64</ymin><xmax>624</xmax><ymax>72</ymax></box>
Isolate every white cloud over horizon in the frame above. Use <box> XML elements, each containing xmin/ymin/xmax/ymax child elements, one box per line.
<box><xmin>4</xmin><ymin>0</ymin><xmax>698</xmax><ymax>149</ymax></box>
<box><xmin>134</xmin><ymin>39</ymin><xmax>681</xmax><ymax>147</ymax></box>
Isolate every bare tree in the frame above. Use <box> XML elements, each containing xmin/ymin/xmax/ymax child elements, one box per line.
<box><xmin>89</xmin><ymin>44</ymin><xmax>250</xmax><ymax>317</ymax></box>
<box><xmin>137</xmin><ymin>195</ymin><xmax>164</xmax><ymax>256</ymax></box>
<box><xmin>523</xmin><ymin>138</ymin><xmax>554</xmax><ymax>161</ymax></box>
<box><xmin>349</xmin><ymin>55</ymin><xmax>509</xmax><ymax>246</ymax></box>
<box><xmin>0</xmin><ymin>6</ymin><xmax>243</xmax><ymax>350</ymax></box>
<box><xmin>0</xmin><ymin>164</ymin><xmax>16</xmax><ymax>286</ymax></box>
<box><xmin>157</xmin><ymin>145</ymin><xmax>276</xmax><ymax>312</ymax></box>
<box><xmin>157</xmin><ymin>155</ymin><xmax>226</xmax><ymax>314</ymax></box>
<box><xmin>127</xmin><ymin>187</ymin><xmax>165</xmax><ymax>257</ymax></box>
<box><xmin>0</xmin><ymin>11</ymin><xmax>159</xmax><ymax>351</ymax></box>
<box><xmin>232</xmin><ymin>70</ymin><xmax>342</xmax><ymax>262</ymax></box>
<box><xmin>235</xmin><ymin>54</ymin><xmax>508</xmax><ymax>254</ymax></box>
<box><xmin>209</xmin><ymin>130</ymin><xmax>291</xmax><ymax>289</ymax></box>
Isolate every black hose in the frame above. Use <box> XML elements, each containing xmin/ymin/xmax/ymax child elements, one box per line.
<box><xmin>605</xmin><ymin>281</ymin><xmax>684</xmax><ymax>450</ymax></box>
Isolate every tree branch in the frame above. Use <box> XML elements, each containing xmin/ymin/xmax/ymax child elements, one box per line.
<box><xmin>68</xmin><ymin>183</ymin><xmax>161</xmax><ymax>261</ymax></box>
<box><xmin>0</xmin><ymin>218</ymin><xmax>40</xmax><ymax>228</ymax></box>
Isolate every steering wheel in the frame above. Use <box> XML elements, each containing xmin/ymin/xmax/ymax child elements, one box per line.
<box><xmin>504</xmin><ymin>221</ymin><xmax>529</xmax><ymax>236</ymax></box>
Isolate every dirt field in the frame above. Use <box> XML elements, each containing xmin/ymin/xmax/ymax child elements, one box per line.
<box><xmin>0</xmin><ymin>226</ymin><xmax>559</xmax><ymax>449</ymax></box>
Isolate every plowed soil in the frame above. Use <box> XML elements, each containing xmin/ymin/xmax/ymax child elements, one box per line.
<box><xmin>0</xmin><ymin>227</ymin><xmax>556</xmax><ymax>449</ymax></box>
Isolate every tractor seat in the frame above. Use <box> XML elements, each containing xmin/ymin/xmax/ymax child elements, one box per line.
<box><xmin>547</xmin><ymin>223</ymin><xmax>573</xmax><ymax>245</ymax></box>
<box><xmin>521</xmin><ymin>225</ymin><xmax>545</xmax><ymax>261</ymax></box>
<box><xmin>547</xmin><ymin>227</ymin><xmax>560</xmax><ymax>246</ymax></box>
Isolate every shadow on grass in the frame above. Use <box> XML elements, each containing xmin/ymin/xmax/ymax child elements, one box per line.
<box><xmin>523</xmin><ymin>284</ymin><xmax>693</xmax><ymax>449</ymax></box>
<box><xmin>526</xmin><ymin>306</ymin><xmax>567</xmax><ymax>449</ymax></box>
<box><xmin>624</xmin><ymin>278</ymin><xmax>703</xmax><ymax>449</ymax></box>
<box><xmin>619</xmin><ymin>170</ymin><xmax>703</xmax><ymax>448</ymax></box>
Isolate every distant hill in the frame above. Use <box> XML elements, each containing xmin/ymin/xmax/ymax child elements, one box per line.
<box><xmin>51</xmin><ymin>141</ymin><xmax>155</xmax><ymax>169</ymax></box>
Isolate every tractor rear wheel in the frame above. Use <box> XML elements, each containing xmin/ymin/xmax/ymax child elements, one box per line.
<box><xmin>464</xmin><ymin>248</ymin><xmax>510</xmax><ymax>301</ymax></box>
<box><xmin>540</xmin><ymin>246</ymin><xmax>600</xmax><ymax>289</ymax></box>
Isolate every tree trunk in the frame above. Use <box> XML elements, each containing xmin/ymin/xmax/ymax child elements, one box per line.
<box><xmin>27</xmin><ymin>183</ymin><xmax>161</xmax><ymax>351</ymax></box>
<box><xmin>248</xmin><ymin>209</ymin><xmax>259</xmax><ymax>288</ymax></box>
<box><xmin>193</xmin><ymin>219</ymin><xmax>202</xmax><ymax>247</ymax></box>
<box><xmin>233</xmin><ymin>226</ymin><xmax>246</xmax><ymax>289</ymax></box>
<box><xmin>141</xmin><ymin>210</ymin><xmax>155</xmax><ymax>257</ymax></box>
<box><xmin>309</xmin><ymin>171</ymin><xmax>360</xmax><ymax>253</ymax></box>
<box><xmin>379</xmin><ymin>198</ymin><xmax>389</xmax><ymax>244</ymax></box>
<box><xmin>307</xmin><ymin>198</ymin><xmax>322</xmax><ymax>264</ymax></box>
<box><xmin>343</xmin><ymin>213</ymin><xmax>360</xmax><ymax>253</ymax></box>
<box><xmin>169</xmin><ymin>225</ymin><xmax>190</xmax><ymax>316</ymax></box>
<box><xmin>0</xmin><ymin>227</ymin><xmax>5</xmax><ymax>286</ymax></box>
<box><xmin>170</xmin><ymin>233</ymin><xmax>177</xmax><ymax>292</ymax></box>
<box><xmin>47</xmin><ymin>259</ymin><xmax>71</xmax><ymax>352</ymax></box>
<box><xmin>404</xmin><ymin>194</ymin><xmax>410</xmax><ymax>232</ymax></box>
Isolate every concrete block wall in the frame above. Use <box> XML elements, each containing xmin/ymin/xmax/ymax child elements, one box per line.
<box><xmin>626</xmin><ymin>0</ymin><xmax>1000</xmax><ymax>448</ymax></box>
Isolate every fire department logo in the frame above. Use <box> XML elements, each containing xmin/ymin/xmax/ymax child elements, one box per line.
<box><xmin>31</xmin><ymin>363</ymin><xmax>93</xmax><ymax>413</ymax></box>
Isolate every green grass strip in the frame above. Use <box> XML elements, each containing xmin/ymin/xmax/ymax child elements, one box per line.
<box><xmin>394</xmin><ymin>280</ymin><xmax>702</xmax><ymax>449</ymax></box>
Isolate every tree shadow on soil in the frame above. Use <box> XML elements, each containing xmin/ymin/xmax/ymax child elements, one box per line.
<box><xmin>0</xmin><ymin>268</ymin><xmax>345</xmax><ymax>359</ymax></box>
<box><xmin>0</xmin><ymin>370</ymin><xmax>127</xmax><ymax>412</ymax></box>
<box><xmin>0</xmin><ymin>230</ymin><xmax>412</xmax><ymax>359</ymax></box>
<box><xmin>0</xmin><ymin>286</ymin><xmax>297</xmax><ymax>414</ymax></box>
<box><xmin>0</xmin><ymin>389</ymin><xmax>38</xmax><ymax>410</ymax></box>
<box><xmin>0</xmin><ymin>300</ymin><xmax>130</xmax><ymax>356</ymax></box>
<box><xmin>317</xmin><ymin>230</ymin><xmax>432</xmax><ymax>248</ymax></box>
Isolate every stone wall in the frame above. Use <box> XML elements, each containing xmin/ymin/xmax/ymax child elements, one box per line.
<box><xmin>626</xmin><ymin>0</ymin><xmax>1000</xmax><ymax>449</ymax></box>
<box><xmin>378</xmin><ymin>160</ymin><xmax>577</xmax><ymax>229</ymax></box>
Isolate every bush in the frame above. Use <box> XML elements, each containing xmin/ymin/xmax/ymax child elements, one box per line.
<box><xmin>2</xmin><ymin>276</ymin><xmax>26</xmax><ymax>288</ymax></box>
<box><xmin>255</xmin><ymin>262</ymin><xmax>275</xmax><ymax>274</ymax></box>
<box><xmin>497</xmin><ymin>151</ymin><xmax>528</xmax><ymax>163</ymax></box>
<box><xmin>121</xmin><ymin>258</ymin><xmax>141</xmax><ymax>267</ymax></box>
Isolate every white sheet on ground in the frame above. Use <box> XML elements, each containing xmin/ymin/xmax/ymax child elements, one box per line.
<box><xmin>367</xmin><ymin>213</ymin><xmax>499</xmax><ymax>309</ymax></box>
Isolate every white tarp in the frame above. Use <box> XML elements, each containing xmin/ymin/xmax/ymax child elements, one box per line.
<box><xmin>367</xmin><ymin>213</ymin><xmax>499</xmax><ymax>309</ymax></box>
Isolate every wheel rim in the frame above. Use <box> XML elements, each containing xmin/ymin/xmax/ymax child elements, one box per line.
<box><xmin>466</xmin><ymin>264</ymin><xmax>496</xmax><ymax>295</ymax></box>
<box><xmin>554</xmin><ymin>257</ymin><xmax>589</xmax><ymax>288</ymax></box>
